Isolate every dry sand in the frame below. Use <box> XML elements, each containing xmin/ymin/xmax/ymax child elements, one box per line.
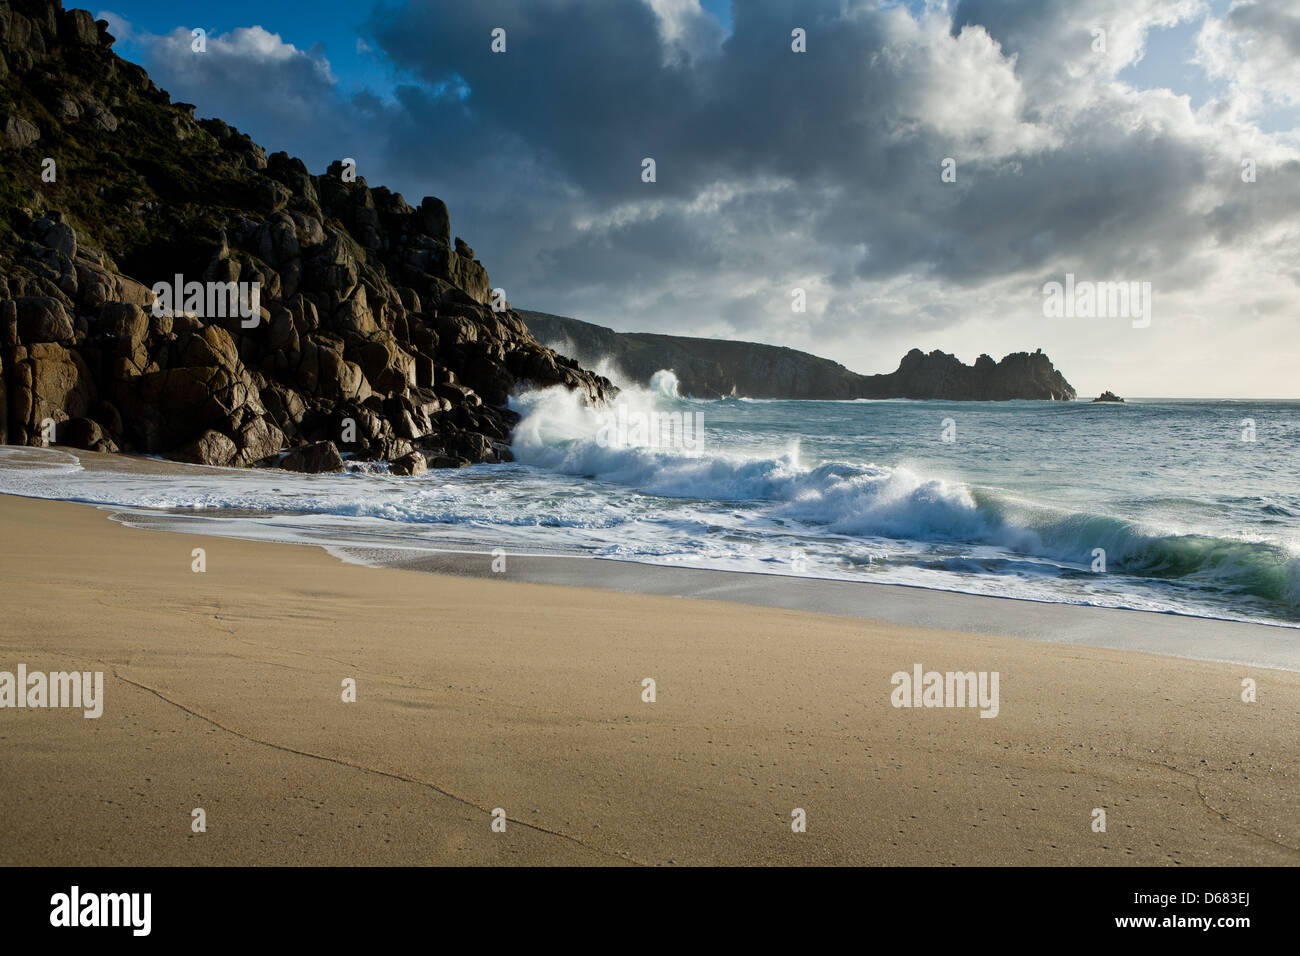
<box><xmin>0</xmin><ymin>492</ymin><xmax>1297</xmax><ymax>865</ymax></box>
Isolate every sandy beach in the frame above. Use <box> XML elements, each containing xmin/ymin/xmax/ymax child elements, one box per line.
<box><xmin>1</xmin><ymin>491</ymin><xmax>1297</xmax><ymax>866</ymax></box>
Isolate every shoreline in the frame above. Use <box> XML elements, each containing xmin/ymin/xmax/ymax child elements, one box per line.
<box><xmin>1</xmin><ymin>491</ymin><xmax>1298</xmax><ymax>865</ymax></box>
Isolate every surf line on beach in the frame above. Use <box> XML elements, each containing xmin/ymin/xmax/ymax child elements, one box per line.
<box><xmin>0</xmin><ymin>664</ymin><xmax>103</xmax><ymax>718</ymax></box>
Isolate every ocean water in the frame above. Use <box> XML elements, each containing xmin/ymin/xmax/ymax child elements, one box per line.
<box><xmin>1</xmin><ymin>369</ymin><xmax>1297</xmax><ymax>626</ymax></box>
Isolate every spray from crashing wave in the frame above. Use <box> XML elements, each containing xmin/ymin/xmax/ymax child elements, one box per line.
<box><xmin>649</xmin><ymin>369</ymin><xmax>681</xmax><ymax>399</ymax></box>
<box><xmin>510</xmin><ymin>367</ymin><xmax>711</xmax><ymax>474</ymax></box>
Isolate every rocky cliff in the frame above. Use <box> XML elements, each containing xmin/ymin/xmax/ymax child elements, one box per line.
<box><xmin>0</xmin><ymin>0</ymin><xmax>612</xmax><ymax>471</ymax></box>
<box><xmin>521</xmin><ymin>311</ymin><xmax>1077</xmax><ymax>401</ymax></box>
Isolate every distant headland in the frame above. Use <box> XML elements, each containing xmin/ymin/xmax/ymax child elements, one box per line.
<box><xmin>521</xmin><ymin>311</ymin><xmax>1077</xmax><ymax>401</ymax></box>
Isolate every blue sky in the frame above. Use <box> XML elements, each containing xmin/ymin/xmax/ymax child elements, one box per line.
<box><xmin>102</xmin><ymin>0</ymin><xmax>394</xmax><ymax>92</ymax></box>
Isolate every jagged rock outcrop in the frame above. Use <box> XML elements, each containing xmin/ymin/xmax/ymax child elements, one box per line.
<box><xmin>877</xmin><ymin>347</ymin><xmax>1075</xmax><ymax>401</ymax></box>
<box><xmin>1092</xmin><ymin>390</ymin><xmax>1124</xmax><ymax>403</ymax></box>
<box><xmin>0</xmin><ymin>1</ymin><xmax>612</xmax><ymax>468</ymax></box>
<box><xmin>522</xmin><ymin>311</ymin><xmax>1077</xmax><ymax>401</ymax></box>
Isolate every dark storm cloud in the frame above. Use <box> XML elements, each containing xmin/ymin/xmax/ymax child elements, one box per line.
<box><xmin>368</xmin><ymin>0</ymin><xmax>706</xmax><ymax>199</ymax></box>
<box><xmin>115</xmin><ymin>1</ymin><xmax>1286</xmax><ymax>297</ymax></box>
<box><xmin>356</xmin><ymin>0</ymin><xmax>1277</xmax><ymax>298</ymax></box>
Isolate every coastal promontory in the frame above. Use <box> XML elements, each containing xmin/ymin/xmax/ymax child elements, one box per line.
<box><xmin>521</xmin><ymin>311</ymin><xmax>1077</xmax><ymax>401</ymax></box>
